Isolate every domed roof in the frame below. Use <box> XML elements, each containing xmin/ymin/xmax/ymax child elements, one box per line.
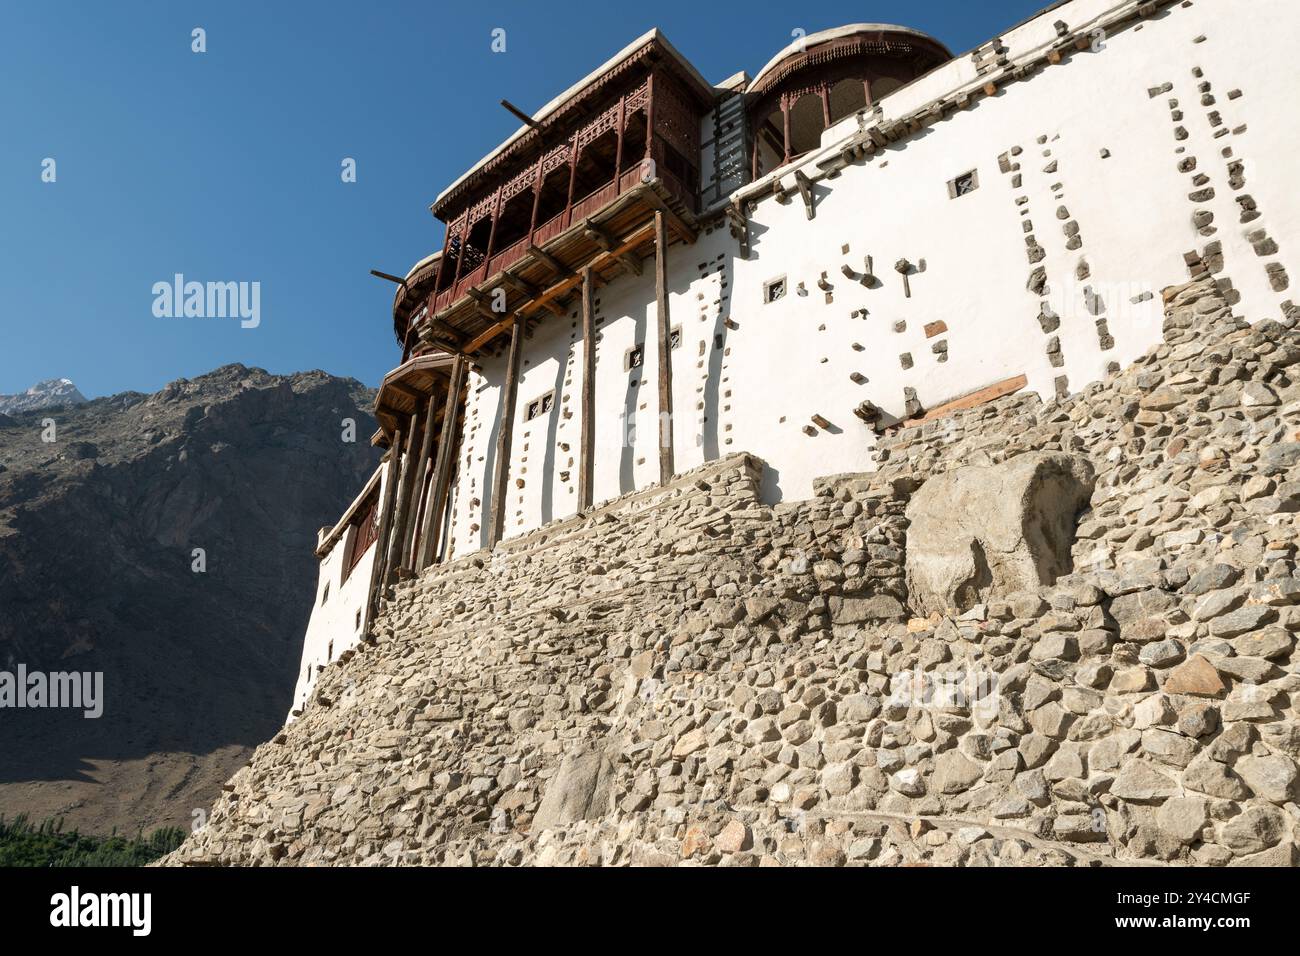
<box><xmin>391</xmin><ymin>251</ymin><xmax>442</xmax><ymax>343</ymax></box>
<box><xmin>748</xmin><ymin>23</ymin><xmax>952</xmax><ymax>96</ymax></box>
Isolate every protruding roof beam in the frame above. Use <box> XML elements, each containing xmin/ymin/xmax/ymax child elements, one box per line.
<box><xmin>641</xmin><ymin>186</ymin><xmax>696</xmax><ymax>243</ymax></box>
<box><xmin>466</xmin><ymin>287</ymin><xmax>506</xmax><ymax>323</ymax></box>
<box><xmin>385</xmin><ymin>380</ymin><xmax>423</xmax><ymax>404</ymax></box>
<box><xmin>582</xmin><ymin>219</ymin><xmax>642</xmax><ymax>276</ymax></box>
<box><xmin>501</xmin><ymin>272</ymin><xmax>568</xmax><ymax>317</ymax></box>
<box><xmin>527</xmin><ymin>244</ymin><xmax>574</xmax><ymax>280</ymax></box>
<box><xmin>370</xmin><ymin>269</ymin><xmax>409</xmax><ymax>289</ymax></box>
<box><xmin>500</xmin><ymin>99</ymin><xmax>543</xmax><ymax>131</ymax></box>
<box><xmin>464</xmin><ymin>314</ymin><xmax>517</xmax><ymax>355</ymax></box>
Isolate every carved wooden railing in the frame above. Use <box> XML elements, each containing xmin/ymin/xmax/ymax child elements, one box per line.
<box><xmin>430</xmin><ymin>72</ymin><xmax>701</xmax><ymax>315</ymax></box>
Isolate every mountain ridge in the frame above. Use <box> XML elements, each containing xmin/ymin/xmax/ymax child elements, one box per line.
<box><xmin>0</xmin><ymin>362</ymin><xmax>380</xmax><ymax>835</ymax></box>
<box><xmin>0</xmin><ymin>378</ymin><xmax>87</xmax><ymax>416</ymax></box>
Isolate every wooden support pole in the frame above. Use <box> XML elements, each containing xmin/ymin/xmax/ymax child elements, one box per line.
<box><xmin>365</xmin><ymin>420</ymin><xmax>405</xmax><ymax>628</ymax></box>
<box><xmin>578</xmin><ymin>266</ymin><xmax>596</xmax><ymax>511</ymax></box>
<box><xmin>383</xmin><ymin>408</ymin><xmax>422</xmax><ymax>581</ymax></box>
<box><xmin>402</xmin><ymin>393</ymin><xmax>440</xmax><ymax>568</ymax></box>
<box><xmin>641</xmin><ymin>187</ymin><xmax>697</xmax><ymax>244</ymax></box>
<box><xmin>417</xmin><ymin>356</ymin><xmax>466</xmax><ymax>570</ymax></box>
<box><xmin>488</xmin><ymin>319</ymin><xmax>523</xmax><ymax>549</ymax></box>
<box><xmin>564</xmin><ymin>132</ymin><xmax>580</xmax><ymax>229</ymax></box>
<box><xmin>613</xmin><ymin>95</ymin><xmax>626</xmax><ymax>186</ymax></box>
<box><xmin>654</xmin><ymin>209</ymin><xmax>675</xmax><ymax>484</ymax></box>
<box><xmin>782</xmin><ymin>95</ymin><xmax>792</xmax><ymax>164</ymax></box>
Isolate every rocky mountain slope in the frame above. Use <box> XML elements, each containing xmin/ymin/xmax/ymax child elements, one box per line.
<box><xmin>0</xmin><ymin>365</ymin><xmax>378</xmax><ymax>835</ymax></box>
<box><xmin>168</xmin><ymin>280</ymin><xmax>1300</xmax><ymax>867</ymax></box>
<box><xmin>0</xmin><ymin>378</ymin><xmax>87</xmax><ymax>416</ymax></box>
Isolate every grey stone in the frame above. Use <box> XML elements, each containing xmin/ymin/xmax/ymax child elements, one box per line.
<box><xmin>1230</xmin><ymin>628</ymin><xmax>1293</xmax><ymax>660</ymax></box>
<box><xmin>1208</xmin><ymin>605</ymin><xmax>1276</xmax><ymax>637</ymax></box>
<box><xmin>1110</xmin><ymin>761</ymin><xmax>1178</xmax><ymax>801</ymax></box>
<box><xmin>933</xmin><ymin>750</ymin><xmax>983</xmax><ymax>794</ymax></box>
<box><xmin>534</xmin><ymin>744</ymin><xmax>616</xmax><ymax>830</ymax></box>
<box><xmin>831</xmin><ymin>594</ymin><xmax>906</xmax><ymax>624</ymax></box>
<box><xmin>1183</xmin><ymin>754</ymin><xmax>1250</xmax><ymax>800</ymax></box>
<box><xmin>1234</xmin><ymin>754</ymin><xmax>1297</xmax><ymax>803</ymax></box>
<box><xmin>1156</xmin><ymin>796</ymin><xmax>1209</xmax><ymax>844</ymax></box>
<box><xmin>904</xmin><ymin>453</ymin><xmax>1095</xmax><ymax>616</ymax></box>
<box><xmin>1219</xmin><ymin>805</ymin><xmax>1287</xmax><ymax>854</ymax></box>
<box><xmin>1139</xmin><ymin>640</ymin><xmax>1185</xmax><ymax>667</ymax></box>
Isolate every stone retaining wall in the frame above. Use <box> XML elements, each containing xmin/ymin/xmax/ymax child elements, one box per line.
<box><xmin>166</xmin><ymin>280</ymin><xmax>1300</xmax><ymax>866</ymax></box>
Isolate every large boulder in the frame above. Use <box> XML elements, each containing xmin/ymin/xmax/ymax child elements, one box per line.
<box><xmin>533</xmin><ymin>743</ymin><xmax>616</xmax><ymax>830</ymax></box>
<box><xmin>904</xmin><ymin>452</ymin><xmax>1095</xmax><ymax>616</ymax></box>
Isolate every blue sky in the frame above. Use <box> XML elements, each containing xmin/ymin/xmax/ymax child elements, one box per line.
<box><xmin>0</xmin><ymin>0</ymin><xmax>1047</xmax><ymax>398</ymax></box>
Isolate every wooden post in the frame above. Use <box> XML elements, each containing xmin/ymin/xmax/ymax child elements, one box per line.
<box><xmin>450</xmin><ymin>214</ymin><xmax>470</xmax><ymax>287</ymax></box>
<box><xmin>564</xmin><ymin>132</ymin><xmax>580</xmax><ymax>229</ymax></box>
<box><xmin>408</xmin><ymin>465</ymin><xmax>431</xmax><ymax>570</ymax></box>
<box><xmin>417</xmin><ymin>356</ymin><xmax>466</xmax><ymax>570</ymax></box>
<box><xmin>527</xmin><ymin>154</ymin><xmax>545</xmax><ymax>237</ymax></box>
<box><xmin>482</xmin><ymin>185</ymin><xmax>504</xmax><ymax>266</ymax></box>
<box><xmin>614</xmin><ymin>96</ymin><xmax>626</xmax><ymax>187</ymax></box>
<box><xmin>654</xmin><ymin>209</ymin><xmax>675</xmax><ymax>484</ymax></box>
<box><xmin>645</xmin><ymin>72</ymin><xmax>656</xmax><ymax>161</ymax></box>
<box><xmin>431</xmin><ymin>222</ymin><xmax>453</xmax><ymax>293</ymax></box>
<box><xmin>488</xmin><ymin>317</ymin><xmax>524</xmax><ymax>548</ymax></box>
<box><xmin>383</xmin><ymin>409</ymin><xmax>421</xmax><ymax>580</ymax></box>
<box><xmin>782</xmin><ymin>94</ymin><xmax>792</xmax><ymax>164</ymax></box>
<box><xmin>578</xmin><ymin>266</ymin><xmax>596</xmax><ymax>510</ymax></box>
<box><xmin>365</xmin><ymin>421</ymin><xmax>405</xmax><ymax>627</ymax></box>
<box><xmin>401</xmin><ymin>393</ymin><xmax>440</xmax><ymax>568</ymax></box>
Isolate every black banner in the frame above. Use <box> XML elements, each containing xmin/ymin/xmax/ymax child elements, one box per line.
<box><xmin>0</xmin><ymin>864</ymin><xmax>1278</xmax><ymax>943</ymax></box>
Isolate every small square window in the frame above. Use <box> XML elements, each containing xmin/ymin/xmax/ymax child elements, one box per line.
<box><xmin>949</xmin><ymin>170</ymin><xmax>979</xmax><ymax>198</ymax></box>
<box><xmin>670</xmin><ymin>327</ymin><xmax>682</xmax><ymax>349</ymax></box>
<box><xmin>626</xmin><ymin>345</ymin><xmax>645</xmax><ymax>370</ymax></box>
<box><xmin>764</xmin><ymin>276</ymin><xmax>787</xmax><ymax>303</ymax></box>
<box><xmin>524</xmin><ymin>390</ymin><xmax>555</xmax><ymax>422</ymax></box>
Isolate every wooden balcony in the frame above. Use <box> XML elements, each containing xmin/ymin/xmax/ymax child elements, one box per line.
<box><xmin>432</xmin><ymin>165</ymin><xmax>692</xmax><ymax>316</ymax></box>
<box><xmin>402</xmin><ymin>58</ymin><xmax>708</xmax><ymax>357</ymax></box>
<box><xmin>416</xmin><ymin>173</ymin><xmax>697</xmax><ymax>357</ymax></box>
<box><xmin>373</xmin><ymin>352</ymin><xmax>457</xmax><ymax>442</ymax></box>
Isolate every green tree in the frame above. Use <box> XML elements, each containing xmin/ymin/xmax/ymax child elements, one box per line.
<box><xmin>0</xmin><ymin>814</ymin><xmax>184</xmax><ymax>867</ymax></box>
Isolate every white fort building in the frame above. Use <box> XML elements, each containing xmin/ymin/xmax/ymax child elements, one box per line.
<box><xmin>291</xmin><ymin>0</ymin><xmax>1300</xmax><ymax>716</ymax></box>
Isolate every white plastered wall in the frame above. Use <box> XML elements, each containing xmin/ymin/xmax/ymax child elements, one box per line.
<box><xmin>442</xmin><ymin>0</ymin><xmax>1300</xmax><ymax>558</ymax></box>
<box><xmin>288</xmin><ymin>464</ymin><xmax>388</xmax><ymax>718</ymax></box>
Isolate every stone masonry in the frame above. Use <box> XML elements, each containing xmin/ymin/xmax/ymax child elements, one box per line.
<box><xmin>167</xmin><ymin>280</ymin><xmax>1300</xmax><ymax>866</ymax></box>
